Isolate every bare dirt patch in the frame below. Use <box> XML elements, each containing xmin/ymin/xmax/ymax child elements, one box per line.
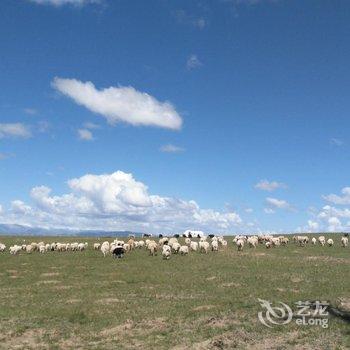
<box><xmin>1</xmin><ymin>329</ymin><xmax>46</xmax><ymax>349</ymax></box>
<box><xmin>306</xmin><ymin>256</ymin><xmax>350</xmax><ymax>264</ymax></box>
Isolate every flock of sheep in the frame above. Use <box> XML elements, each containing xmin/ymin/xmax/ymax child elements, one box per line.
<box><xmin>0</xmin><ymin>234</ymin><xmax>348</xmax><ymax>259</ymax></box>
<box><xmin>1</xmin><ymin>241</ymin><xmax>88</xmax><ymax>255</ymax></box>
<box><xmin>233</xmin><ymin>234</ymin><xmax>349</xmax><ymax>251</ymax></box>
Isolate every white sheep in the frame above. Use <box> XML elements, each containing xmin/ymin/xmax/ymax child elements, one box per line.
<box><xmin>39</xmin><ymin>245</ymin><xmax>46</xmax><ymax>253</ymax></box>
<box><xmin>190</xmin><ymin>241</ymin><xmax>198</xmax><ymax>251</ymax></box>
<box><xmin>78</xmin><ymin>243</ymin><xmax>85</xmax><ymax>251</ymax></box>
<box><xmin>247</xmin><ymin>237</ymin><xmax>258</xmax><ymax>248</ymax></box>
<box><xmin>179</xmin><ymin>245</ymin><xmax>189</xmax><ymax>255</ymax></box>
<box><xmin>10</xmin><ymin>245</ymin><xmax>22</xmax><ymax>255</ymax></box>
<box><xmin>341</xmin><ymin>236</ymin><xmax>348</xmax><ymax>247</ymax></box>
<box><xmin>148</xmin><ymin>241</ymin><xmax>158</xmax><ymax>256</ymax></box>
<box><xmin>236</xmin><ymin>239</ymin><xmax>244</xmax><ymax>252</ymax></box>
<box><xmin>71</xmin><ymin>242</ymin><xmax>79</xmax><ymax>251</ymax></box>
<box><xmin>185</xmin><ymin>238</ymin><xmax>191</xmax><ymax>246</ymax></box>
<box><xmin>311</xmin><ymin>237</ymin><xmax>317</xmax><ymax>245</ymax></box>
<box><xmin>318</xmin><ymin>236</ymin><xmax>326</xmax><ymax>246</ymax></box>
<box><xmin>327</xmin><ymin>238</ymin><xmax>334</xmax><ymax>247</ymax></box>
<box><xmin>199</xmin><ymin>241</ymin><xmax>210</xmax><ymax>254</ymax></box>
<box><xmin>0</xmin><ymin>243</ymin><xmax>6</xmax><ymax>252</ymax></box>
<box><xmin>168</xmin><ymin>237</ymin><xmax>178</xmax><ymax>247</ymax></box>
<box><xmin>171</xmin><ymin>242</ymin><xmax>181</xmax><ymax>254</ymax></box>
<box><xmin>101</xmin><ymin>242</ymin><xmax>110</xmax><ymax>257</ymax></box>
<box><xmin>265</xmin><ymin>242</ymin><xmax>272</xmax><ymax>249</ymax></box>
<box><xmin>26</xmin><ymin>244</ymin><xmax>34</xmax><ymax>254</ymax></box>
<box><xmin>159</xmin><ymin>237</ymin><xmax>169</xmax><ymax>246</ymax></box>
<box><xmin>271</xmin><ymin>237</ymin><xmax>281</xmax><ymax>247</ymax></box>
<box><xmin>162</xmin><ymin>244</ymin><xmax>171</xmax><ymax>260</ymax></box>
<box><xmin>94</xmin><ymin>243</ymin><xmax>101</xmax><ymax>250</ymax></box>
<box><xmin>211</xmin><ymin>240</ymin><xmax>219</xmax><ymax>252</ymax></box>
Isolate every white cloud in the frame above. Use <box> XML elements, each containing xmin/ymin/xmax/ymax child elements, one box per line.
<box><xmin>28</xmin><ymin>0</ymin><xmax>100</xmax><ymax>6</ymax></box>
<box><xmin>11</xmin><ymin>200</ymin><xmax>32</xmax><ymax>215</ymax></box>
<box><xmin>307</xmin><ymin>220</ymin><xmax>319</xmax><ymax>231</ymax></box>
<box><xmin>78</xmin><ymin>128</ymin><xmax>94</xmax><ymax>141</ymax></box>
<box><xmin>327</xmin><ymin>217</ymin><xmax>342</xmax><ymax>232</ymax></box>
<box><xmin>2</xmin><ymin>171</ymin><xmax>242</xmax><ymax>233</ymax></box>
<box><xmin>255</xmin><ymin>179</ymin><xmax>286</xmax><ymax>191</ymax></box>
<box><xmin>263</xmin><ymin>208</ymin><xmax>275</xmax><ymax>214</ymax></box>
<box><xmin>323</xmin><ymin>187</ymin><xmax>350</xmax><ymax>205</ymax></box>
<box><xmin>186</xmin><ymin>55</ymin><xmax>203</xmax><ymax>70</ymax></box>
<box><xmin>52</xmin><ymin>77</ymin><xmax>182</xmax><ymax>130</ymax></box>
<box><xmin>265</xmin><ymin>197</ymin><xmax>291</xmax><ymax>210</ymax></box>
<box><xmin>160</xmin><ymin>144</ymin><xmax>185</xmax><ymax>153</ymax></box>
<box><xmin>0</xmin><ymin>123</ymin><xmax>31</xmax><ymax>139</ymax></box>
<box><xmin>245</xmin><ymin>208</ymin><xmax>253</xmax><ymax>213</ymax></box>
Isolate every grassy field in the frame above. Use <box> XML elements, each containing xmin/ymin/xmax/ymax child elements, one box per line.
<box><xmin>0</xmin><ymin>234</ymin><xmax>349</xmax><ymax>349</ymax></box>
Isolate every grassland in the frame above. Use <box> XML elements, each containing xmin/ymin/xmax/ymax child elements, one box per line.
<box><xmin>0</xmin><ymin>234</ymin><xmax>349</xmax><ymax>349</ymax></box>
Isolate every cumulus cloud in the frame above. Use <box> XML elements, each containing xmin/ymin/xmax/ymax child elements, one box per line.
<box><xmin>78</xmin><ymin>128</ymin><xmax>94</xmax><ymax>141</ymax></box>
<box><xmin>0</xmin><ymin>123</ymin><xmax>31</xmax><ymax>139</ymax></box>
<box><xmin>302</xmin><ymin>203</ymin><xmax>350</xmax><ymax>232</ymax></box>
<box><xmin>160</xmin><ymin>144</ymin><xmax>185</xmax><ymax>153</ymax></box>
<box><xmin>255</xmin><ymin>179</ymin><xmax>286</xmax><ymax>191</ymax></box>
<box><xmin>323</xmin><ymin>187</ymin><xmax>350</xmax><ymax>205</ymax></box>
<box><xmin>2</xmin><ymin>171</ymin><xmax>242</xmax><ymax>233</ymax></box>
<box><xmin>327</xmin><ymin>217</ymin><xmax>342</xmax><ymax>232</ymax></box>
<box><xmin>52</xmin><ymin>77</ymin><xmax>183</xmax><ymax>130</ymax></box>
<box><xmin>265</xmin><ymin>197</ymin><xmax>291</xmax><ymax>210</ymax></box>
<box><xmin>186</xmin><ymin>55</ymin><xmax>203</xmax><ymax>70</ymax></box>
<box><xmin>263</xmin><ymin>208</ymin><xmax>275</xmax><ymax>214</ymax></box>
<box><xmin>28</xmin><ymin>0</ymin><xmax>100</xmax><ymax>6</ymax></box>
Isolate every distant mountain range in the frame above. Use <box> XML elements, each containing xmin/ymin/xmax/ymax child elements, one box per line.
<box><xmin>0</xmin><ymin>223</ymin><xmax>145</xmax><ymax>237</ymax></box>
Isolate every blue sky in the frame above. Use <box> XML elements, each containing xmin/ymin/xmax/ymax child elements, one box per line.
<box><xmin>1</xmin><ymin>0</ymin><xmax>350</xmax><ymax>234</ymax></box>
